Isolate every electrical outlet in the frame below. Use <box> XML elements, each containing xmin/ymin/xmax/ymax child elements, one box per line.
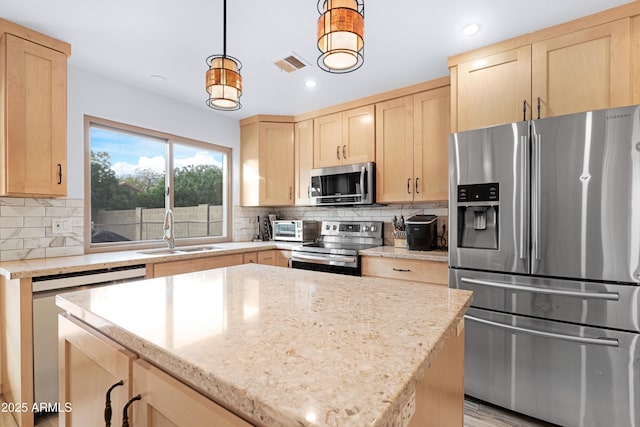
<box><xmin>52</xmin><ymin>219</ymin><xmax>64</xmax><ymax>234</ymax></box>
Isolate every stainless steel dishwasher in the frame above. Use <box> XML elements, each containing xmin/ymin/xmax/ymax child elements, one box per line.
<box><xmin>32</xmin><ymin>264</ymin><xmax>147</xmax><ymax>411</ymax></box>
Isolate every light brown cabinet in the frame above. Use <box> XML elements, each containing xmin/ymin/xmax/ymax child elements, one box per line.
<box><xmin>375</xmin><ymin>85</ymin><xmax>450</xmax><ymax>203</ymax></box>
<box><xmin>60</xmin><ymin>314</ymin><xmax>250</xmax><ymax>427</ymax></box>
<box><xmin>294</xmin><ymin>119</ymin><xmax>314</xmax><ymax>205</ymax></box>
<box><xmin>275</xmin><ymin>250</ymin><xmax>292</xmax><ymax>268</ymax></box>
<box><xmin>58</xmin><ymin>314</ymin><xmax>135</xmax><ymax>427</ymax></box>
<box><xmin>313</xmin><ymin>105</ymin><xmax>374</xmax><ymax>168</ymax></box>
<box><xmin>131</xmin><ymin>359</ymin><xmax>251</xmax><ymax>427</ymax></box>
<box><xmin>0</xmin><ymin>20</ymin><xmax>70</xmax><ymax>197</ymax></box>
<box><xmin>361</xmin><ymin>256</ymin><xmax>448</xmax><ymax>286</ymax></box>
<box><xmin>450</xmin><ymin>14</ymin><xmax>634</xmax><ymax>131</ymax></box>
<box><xmin>241</xmin><ymin>120</ymin><xmax>294</xmax><ymax>206</ymax></box>
<box><xmin>150</xmin><ymin>253</ymin><xmax>243</xmax><ymax>278</ymax></box>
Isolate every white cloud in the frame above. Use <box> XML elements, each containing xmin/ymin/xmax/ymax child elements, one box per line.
<box><xmin>112</xmin><ymin>155</ymin><xmax>165</xmax><ymax>176</ymax></box>
<box><xmin>111</xmin><ymin>152</ymin><xmax>222</xmax><ymax>176</ymax></box>
<box><xmin>175</xmin><ymin>152</ymin><xmax>223</xmax><ymax>169</ymax></box>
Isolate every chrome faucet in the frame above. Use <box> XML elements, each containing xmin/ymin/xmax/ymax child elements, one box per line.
<box><xmin>163</xmin><ymin>208</ymin><xmax>175</xmax><ymax>249</ymax></box>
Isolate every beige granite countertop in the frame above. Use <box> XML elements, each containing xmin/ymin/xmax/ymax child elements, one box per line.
<box><xmin>0</xmin><ymin>241</ymin><xmax>298</xmax><ymax>279</ymax></box>
<box><xmin>0</xmin><ymin>242</ymin><xmax>447</xmax><ymax>280</ymax></box>
<box><xmin>56</xmin><ymin>264</ymin><xmax>472</xmax><ymax>427</ymax></box>
<box><xmin>359</xmin><ymin>246</ymin><xmax>448</xmax><ymax>262</ymax></box>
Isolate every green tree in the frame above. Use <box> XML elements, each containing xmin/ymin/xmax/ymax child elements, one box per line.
<box><xmin>90</xmin><ymin>151</ymin><xmax>138</xmax><ymax>216</ymax></box>
<box><xmin>174</xmin><ymin>164</ymin><xmax>223</xmax><ymax>207</ymax></box>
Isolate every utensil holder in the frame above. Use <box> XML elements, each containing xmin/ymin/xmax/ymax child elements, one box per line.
<box><xmin>393</xmin><ymin>230</ymin><xmax>406</xmax><ymax>248</ymax></box>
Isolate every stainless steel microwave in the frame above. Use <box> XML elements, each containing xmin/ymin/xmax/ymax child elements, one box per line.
<box><xmin>272</xmin><ymin>220</ymin><xmax>320</xmax><ymax>242</ymax></box>
<box><xmin>309</xmin><ymin>162</ymin><xmax>375</xmax><ymax>206</ymax></box>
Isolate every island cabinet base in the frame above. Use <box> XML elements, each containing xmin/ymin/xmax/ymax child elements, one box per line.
<box><xmin>59</xmin><ymin>314</ymin><xmax>252</xmax><ymax>427</ymax></box>
<box><xmin>132</xmin><ymin>359</ymin><xmax>252</xmax><ymax>427</ymax></box>
<box><xmin>410</xmin><ymin>321</ymin><xmax>464</xmax><ymax>427</ymax></box>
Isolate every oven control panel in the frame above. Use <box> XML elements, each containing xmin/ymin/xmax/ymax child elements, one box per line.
<box><xmin>321</xmin><ymin>221</ymin><xmax>383</xmax><ymax>238</ymax></box>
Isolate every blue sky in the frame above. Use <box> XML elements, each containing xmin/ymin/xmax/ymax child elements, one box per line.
<box><xmin>90</xmin><ymin>127</ymin><xmax>224</xmax><ymax>177</ymax></box>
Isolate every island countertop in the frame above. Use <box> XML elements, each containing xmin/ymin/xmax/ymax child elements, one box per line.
<box><xmin>56</xmin><ymin>264</ymin><xmax>472</xmax><ymax>427</ymax></box>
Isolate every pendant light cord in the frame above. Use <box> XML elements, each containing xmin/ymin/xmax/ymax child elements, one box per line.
<box><xmin>223</xmin><ymin>0</ymin><xmax>227</xmax><ymax>58</ymax></box>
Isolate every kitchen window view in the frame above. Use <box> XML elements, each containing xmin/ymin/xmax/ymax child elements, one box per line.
<box><xmin>87</xmin><ymin>118</ymin><xmax>231</xmax><ymax>248</ymax></box>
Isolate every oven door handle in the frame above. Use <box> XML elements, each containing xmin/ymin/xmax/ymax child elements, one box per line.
<box><xmin>292</xmin><ymin>253</ymin><xmax>357</xmax><ymax>264</ymax></box>
<box><xmin>465</xmin><ymin>314</ymin><xmax>619</xmax><ymax>347</ymax></box>
<box><xmin>460</xmin><ymin>277</ymin><xmax>619</xmax><ymax>301</ymax></box>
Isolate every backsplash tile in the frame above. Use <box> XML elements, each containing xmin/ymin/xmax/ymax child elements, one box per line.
<box><xmin>0</xmin><ymin>197</ymin><xmax>84</xmax><ymax>261</ymax></box>
<box><xmin>233</xmin><ymin>201</ymin><xmax>449</xmax><ymax>248</ymax></box>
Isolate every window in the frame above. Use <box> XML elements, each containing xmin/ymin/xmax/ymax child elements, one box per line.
<box><xmin>85</xmin><ymin>116</ymin><xmax>231</xmax><ymax>250</ymax></box>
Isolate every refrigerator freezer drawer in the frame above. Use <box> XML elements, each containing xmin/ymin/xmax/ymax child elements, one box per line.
<box><xmin>450</xmin><ymin>268</ymin><xmax>640</xmax><ymax>332</ymax></box>
<box><xmin>464</xmin><ymin>307</ymin><xmax>640</xmax><ymax>427</ymax></box>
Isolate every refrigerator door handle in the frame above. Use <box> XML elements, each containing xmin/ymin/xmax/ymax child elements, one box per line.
<box><xmin>519</xmin><ymin>135</ymin><xmax>528</xmax><ymax>260</ymax></box>
<box><xmin>465</xmin><ymin>314</ymin><xmax>619</xmax><ymax>347</ymax></box>
<box><xmin>460</xmin><ymin>277</ymin><xmax>620</xmax><ymax>301</ymax></box>
<box><xmin>532</xmin><ymin>132</ymin><xmax>542</xmax><ymax>265</ymax></box>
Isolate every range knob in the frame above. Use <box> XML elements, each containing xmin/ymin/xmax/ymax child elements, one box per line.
<box><xmin>370</xmin><ymin>225</ymin><xmax>377</xmax><ymax>232</ymax></box>
<box><xmin>332</xmin><ymin>225</ymin><xmax>337</xmax><ymax>230</ymax></box>
<box><xmin>362</xmin><ymin>225</ymin><xmax>369</xmax><ymax>232</ymax></box>
<box><xmin>325</xmin><ymin>224</ymin><xmax>331</xmax><ymax>230</ymax></box>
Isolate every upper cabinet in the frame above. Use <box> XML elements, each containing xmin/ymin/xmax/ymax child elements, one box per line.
<box><xmin>294</xmin><ymin>119</ymin><xmax>313</xmax><ymax>205</ymax></box>
<box><xmin>0</xmin><ymin>20</ymin><xmax>71</xmax><ymax>197</ymax></box>
<box><xmin>313</xmin><ymin>105</ymin><xmax>374</xmax><ymax>168</ymax></box>
<box><xmin>375</xmin><ymin>81</ymin><xmax>450</xmax><ymax>203</ymax></box>
<box><xmin>240</xmin><ymin>119</ymin><xmax>294</xmax><ymax>207</ymax></box>
<box><xmin>450</xmin><ymin>3</ymin><xmax>640</xmax><ymax>132</ymax></box>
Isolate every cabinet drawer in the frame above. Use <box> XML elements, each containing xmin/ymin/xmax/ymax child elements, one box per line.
<box><xmin>361</xmin><ymin>256</ymin><xmax>448</xmax><ymax>285</ymax></box>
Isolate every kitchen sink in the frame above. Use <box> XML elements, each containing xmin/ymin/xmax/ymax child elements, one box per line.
<box><xmin>138</xmin><ymin>245</ymin><xmax>220</xmax><ymax>255</ymax></box>
<box><xmin>177</xmin><ymin>246</ymin><xmax>220</xmax><ymax>253</ymax></box>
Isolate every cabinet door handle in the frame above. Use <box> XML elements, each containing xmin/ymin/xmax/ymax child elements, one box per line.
<box><xmin>407</xmin><ymin>178</ymin><xmax>411</xmax><ymax>194</ymax></box>
<box><xmin>537</xmin><ymin>96</ymin><xmax>541</xmax><ymax>120</ymax></box>
<box><xmin>105</xmin><ymin>380</ymin><xmax>124</xmax><ymax>427</ymax></box>
<box><xmin>415</xmin><ymin>177</ymin><xmax>420</xmax><ymax>194</ymax></box>
<box><xmin>336</xmin><ymin>146</ymin><xmax>341</xmax><ymax>160</ymax></box>
<box><xmin>57</xmin><ymin>164</ymin><xmax>63</xmax><ymax>185</ymax></box>
<box><xmin>289</xmin><ymin>186</ymin><xmax>292</xmax><ymax>200</ymax></box>
<box><xmin>393</xmin><ymin>268</ymin><xmax>411</xmax><ymax>272</ymax></box>
<box><xmin>522</xmin><ymin>99</ymin><xmax>527</xmax><ymax>121</ymax></box>
<box><xmin>342</xmin><ymin>145</ymin><xmax>347</xmax><ymax>159</ymax></box>
<box><xmin>121</xmin><ymin>394</ymin><xmax>141</xmax><ymax>427</ymax></box>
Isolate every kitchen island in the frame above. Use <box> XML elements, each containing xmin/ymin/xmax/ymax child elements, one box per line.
<box><xmin>56</xmin><ymin>264</ymin><xmax>471</xmax><ymax>427</ymax></box>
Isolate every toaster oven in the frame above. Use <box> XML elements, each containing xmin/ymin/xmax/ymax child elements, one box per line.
<box><xmin>272</xmin><ymin>220</ymin><xmax>320</xmax><ymax>242</ymax></box>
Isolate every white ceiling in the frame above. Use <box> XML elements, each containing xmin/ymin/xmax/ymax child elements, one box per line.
<box><xmin>0</xmin><ymin>0</ymin><xmax>633</xmax><ymax>120</ymax></box>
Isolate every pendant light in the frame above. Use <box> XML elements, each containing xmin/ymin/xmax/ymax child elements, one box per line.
<box><xmin>317</xmin><ymin>0</ymin><xmax>364</xmax><ymax>73</ymax></box>
<box><xmin>205</xmin><ymin>0</ymin><xmax>242</xmax><ymax>110</ymax></box>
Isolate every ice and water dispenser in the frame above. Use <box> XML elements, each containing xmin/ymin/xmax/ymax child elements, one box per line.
<box><xmin>456</xmin><ymin>183</ymin><xmax>499</xmax><ymax>249</ymax></box>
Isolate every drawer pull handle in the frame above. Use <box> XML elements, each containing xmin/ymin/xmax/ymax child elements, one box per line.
<box><xmin>465</xmin><ymin>314</ymin><xmax>619</xmax><ymax>347</ymax></box>
<box><xmin>393</xmin><ymin>268</ymin><xmax>411</xmax><ymax>272</ymax></box>
<box><xmin>121</xmin><ymin>394</ymin><xmax>141</xmax><ymax>427</ymax></box>
<box><xmin>105</xmin><ymin>380</ymin><xmax>124</xmax><ymax>427</ymax></box>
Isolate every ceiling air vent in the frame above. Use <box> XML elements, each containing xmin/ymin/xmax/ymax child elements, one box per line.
<box><xmin>273</xmin><ymin>52</ymin><xmax>309</xmax><ymax>73</ymax></box>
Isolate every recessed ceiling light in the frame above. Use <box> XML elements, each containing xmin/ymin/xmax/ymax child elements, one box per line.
<box><xmin>462</xmin><ymin>23</ymin><xmax>480</xmax><ymax>36</ymax></box>
<box><xmin>149</xmin><ymin>74</ymin><xmax>166</xmax><ymax>83</ymax></box>
<box><xmin>305</xmin><ymin>80</ymin><xmax>317</xmax><ymax>88</ymax></box>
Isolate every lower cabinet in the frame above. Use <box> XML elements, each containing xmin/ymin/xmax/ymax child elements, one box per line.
<box><xmin>131</xmin><ymin>359</ymin><xmax>251</xmax><ymax>427</ymax></box>
<box><xmin>58</xmin><ymin>314</ymin><xmax>135</xmax><ymax>427</ymax></box>
<box><xmin>59</xmin><ymin>314</ymin><xmax>251</xmax><ymax>427</ymax></box>
<box><xmin>244</xmin><ymin>250</ymin><xmax>291</xmax><ymax>267</ymax></box>
<box><xmin>275</xmin><ymin>250</ymin><xmax>292</xmax><ymax>268</ymax></box>
<box><xmin>361</xmin><ymin>257</ymin><xmax>448</xmax><ymax>286</ymax></box>
<box><xmin>150</xmin><ymin>254</ymin><xmax>243</xmax><ymax>278</ymax></box>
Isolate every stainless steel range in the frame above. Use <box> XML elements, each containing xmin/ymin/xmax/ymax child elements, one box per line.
<box><xmin>291</xmin><ymin>220</ymin><xmax>383</xmax><ymax>276</ymax></box>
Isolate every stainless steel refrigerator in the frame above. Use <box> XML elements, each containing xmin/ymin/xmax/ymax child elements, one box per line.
<box><xmin>449</xmin><ymin>104</ymin><xmax>640</xmax><ymax>427</ymax></box>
